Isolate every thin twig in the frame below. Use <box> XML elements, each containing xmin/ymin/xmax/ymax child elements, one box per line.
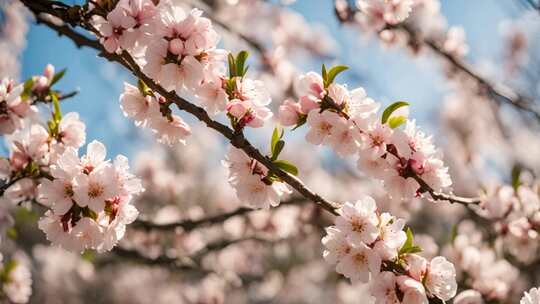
<box><xmin>58</xmin><ymin>90</ymin><xmax>79</xmax><ymax>100</ymax></box>
<box><xmin>133</xmin><ymin>196</ymin><xmax>307</xmax><ymax>231</ymax></box>
<box><xmin>408</xmin><ymin>173</ymin><xmax>481</xmax><ymax>205</ymax></box>
<box><xmin>0</xmin><ymin>176</ymin><xmax>25</xmax><ymax>196</ymax></box>
<box><xmin>401</xmin><ymin>25</ymin><xmax>540</xmax><ymax>122</ymax></box>
<box><xmin>333</xmin><ymin>1</ymin><xmax>540</xmax><ymax>122</ymax></box>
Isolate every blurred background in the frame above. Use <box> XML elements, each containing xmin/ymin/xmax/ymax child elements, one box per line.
<box><xmin>3</xmin><ymin>0</ymin><xmax>540</xmax><ymax>303</ymax></box>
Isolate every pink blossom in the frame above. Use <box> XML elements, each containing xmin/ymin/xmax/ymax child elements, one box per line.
<box><xmin>148</xmin><ymin>114</ymin><xmax>192</xmax><ymax>145</ymax></box>
<box><xmin>335</xmin><ymin>198</ymin><xmax>380</xmax><ymax>245</ymax></box>
<box><xmin>0</xmin><ymin>78</ymin><xmax>31</xmax><ymax>135</ymax></box>
<box><xmin>58</xmin><ymin>112</ymin><xmax>86</xmax><ymax>149</ymax></box>
<box><xmin>335</xmin><ymin>242</ymin><xmax>381</xmax><ymax>283</ymax></box>
<box><xmin>305</xmin><ymin>110</ymin><xmax>341</xmax><ymax>145</ymax></box>
<box><xmin>370</xmin><ymin>271</ymin><xmax>400</xmax><ymax>304</ymax></box>
<box><xmin>396</xmin><ymin>275</ymin><xmax>428</xmax><ymax>304</ymax></box>
<box><xmin>322</xmin><ymin>226</ymin><xmax>352</xmax><ymax>264</ymax></box>
<box><xmin>278</xmin><ymin>99</ymin><xmax>302</xmax><ymax>126</ymax></box>
<box><xmin>119</xmin><ymin>82</ymin><xmax>160</xmax><ymax>126</ymax></box>
<box><xmin>294</xmin><ymin>71</ymin><xmax>324</xmax><ymax>100</ymax></box>
<box><xmin>425</xmin><ymin>256</ymin><xmax>458</xmax><ymax>301</ymax></box>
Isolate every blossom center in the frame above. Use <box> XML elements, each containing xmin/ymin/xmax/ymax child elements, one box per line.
<box><xmin>351</xmin><ymin>218</ymin><xmax>365</xmax><ymax>233</ymax></box>
<box><xmin>88</xmin><ymin>183</ymin><xmax>104</xmax><ymax>198</ymax></box>
<box><xmin>353</xmin><ymin>252</ymin><xmax>367</xmax><ymax>265</ymax></box>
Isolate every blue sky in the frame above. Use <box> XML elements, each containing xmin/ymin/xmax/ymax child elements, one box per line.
<box><xmin>19</xmin><ymin>0</ymin><xmax>532</xmax><ymax>158</ymax></box>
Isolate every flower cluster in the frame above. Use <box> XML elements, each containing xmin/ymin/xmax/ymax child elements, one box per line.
<box><xmin>223</xmin><ymin>147</ymin><xmax>291</xmax><ymax>209</ymax></box>
<box><xmin>91</xmin><ymin>0</ymin><xmax>157</xmax><ymax>54</ymax></box>
<box><xmin>280</xmin><ymin>68</ymin><xmax>452</xmax><ymax>202</ymax></box>
<box><xmin>103</xmin><ymin>1</ymin><xmax>274</xmax><ymax>142</ymax></box>
<box><xmin>0</xmin><ymin>65</ymin><xmax>87</xmax><ymax>205</ymax></box>
<box><xmin>0</xmin><ymin>250</ymin><xmax>32</xmax><ymax>304</ymax></box>
<box><xmin>479</xmin><ymin>181</ymin><xmax>540</xmax><ymax>263</ymax></box>
<box><xmin>443</xmin><ymin>220</ymin><xmax>519</xmax><ymax>302</ymax></box>
<box><xmin>322</xmin><ymin>196</ymin><xmax>458</xmax><ymax>303</ymax></box>
<box><xmin>199</xmin><ymin>53</ymin><xmax>273</xmax><ymax>130</ymax></box>
<box><xmin>336</xmin><ymin>0</ymin><xmax>471</xmax><ymax>60</ymax></box>
<box><xmin>120</xmin><ymin>81</ymin><xmax>191</xmax><ymax>145</ymax></box>
<box><xmin>37</xmin><ymin>141</ymin><xmax>143</xmax><ymax>252</ymax></box>
<box><xmin>356</xmin><ymin>0</ymin><xmax>414</xmax><ymax>28</ymax></box>
<box><xmin>0</xmin><ymin>67</ymin><xmax>140</xmax><ymax>254</ymax></box>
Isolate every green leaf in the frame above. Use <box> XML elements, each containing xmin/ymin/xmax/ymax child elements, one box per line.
<box><xmin>6</xmin><ymin>227</ymin><xmax>17</xmax><ymax>240</ymax></box>
<box><xmin>401</xmin><ymin>227</ymin><xmax>414</xmax><ymax>252</ymax></box>
<box><xmin>137</xmin><ymin>79</ymin><xmax>152</xmax><ymax>96</ymax></box>
<box><xmin>399</xmin><ymin>227</ymin><xmax>422</xmax><ymax>255</ymax></box>
<box><xmin>236</xmin><ymin>51</ymin><xmax>249</xmax><ymax>77</ymax></box>
<box><xmin>325</xmin><ymin>65</ymin><xmax>349</xmax><ymax>87</ymax></box>
<box><xmin>0</xmin><ymin>260</ymin><xmax>18</xmax><ymax>283</ymax></box>
<box><xmin>321</xmin><ymin>64</ymin><xmax>327</xmax><ymax>84</ymax></box>
<box><xmin>387</xmin><ymin>116</ymin><xmax>407</xmax><ymax>129</ymax></box>
<box><xmin>228</xmin><ymin>53</ymin><xmax>236</xmax><ymax>78</ymax></box>
<box><xmin>511</xmin><ymin>165</ymin><xmax>521</xmax><ymax>190</ymax></box>
<box><xmin>52</xmin><ymin>93</ymin><xmax>62</xmax><ymax>122</ymax></box>
<box><xmin>82</xmin><ymin>207</ymin><xmax>98</xmax><ymax>220</ymax></box>
<box><xmin>271</xmin><ymin>127</ymin><xmax>280</xmax><ymax>153</ymax></box>
<box><xmin>14</xmin><ymin>207</ymin><xmax>38</xmax><ymax>223</ymax></box>
<box><xmin>272</xmin><ymin>140</ymin><xmax>285</xmax><ymax>161</ymax></box>
<box><xmin>81</xmin><ymin>250</ymin><xmax>95</xmax><ymax>262</ymax></box>
<box><xmin>450</xmin><ymin>224</ymin><xmax>458</xmax><ymax>245</ymax></box>
<box><xmin>401</xmin><ymin>245</ymin><xmax>423</xmax><ymax>255</ymax></box>
<box><xmin>381</xmin><ymin>101</ymin><xmax>409</xmax><ymax>124</ymax></box>
<box><xmin>274</xmin><ymin>160</ymin><xmax>298</xmax><ymax>176</ymax></box>
<box><xmin>270</xmin><ymin>126</ymin><xmax>285</xmax><ymax>159</ymax></box>
<box><xmin>50</xmin><ymin>68</ymin><xmax>67</xmax><ymax>86</ymax></box>
<box><xmin>20</xmin><ymin>78</ymin><xmax>34</xmax><ymax>100</ymax></box>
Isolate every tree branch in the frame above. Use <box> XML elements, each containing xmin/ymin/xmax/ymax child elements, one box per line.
<box><xmin>20</xmin><ymin>0</ymin><xmax>481</xmax><ymax>215</ymax></box>
<box><xmin>333</xmin><ymin>1</ymin><xmax>540</xmax><ymax>122</ymax></box>
<box><xmin>21</xmin><ymin>0</ymin><xmax>341</xmax><ymax>215</ymax></box>
<box><xmin>133</xmin><ymin>196</ymin><xmax>307</xmax><ymax>231</ymax></box>
<box><xmin>400</xmin><ymin>25</ymin><xmax>540</xmax><ymax>122</ymax></box>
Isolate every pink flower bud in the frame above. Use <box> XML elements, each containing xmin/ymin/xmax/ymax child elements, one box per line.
<box><xmin>32</xmin><ymin>76</ymin><xmax>49</xmax><ymax>92</ymax></box>
<box><xmin>227</xmin><ymin>99</ymin><xmax>249</xmax><ymax>119</ymax></box>
<box><xmin>299</xmin><ymin>95</ymin><xmax>319</xmax><ymax>114</ymax></box>
<box><xmin>10</xmin><ymin>150</ymin><xmax>29</xmax><ymax>171</ymax></box>
<box><xmin>168</xmin><ymin>38</ymin><xmax>184</xmax><ymax>55</ymax></box>
<box><xmin>279</xmin><ymin>99</ymin><xmax>301</xmax><ymax>126</ymax></box>
<box><xmin>44</xmin><ymin>64</ymin><xmax>55</xmax><ymax>82</ymax></box>
<box><xmin>409</xmin><ymin>154</ymin><xmax>426</xmax><ymax>175</ymax></box>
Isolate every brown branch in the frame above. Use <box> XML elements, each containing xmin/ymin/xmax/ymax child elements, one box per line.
<box><xmin>0</xmin><ymin>176</ymin><xmax>25</xmax><ymax>196</ymax></box>
<box><xmin>400</xmin><ymin>25</ymin><xmax>540</xmax><ymax>122</ymax></box>
<box><xmin>111</xmin><ymin>246</ymin><xmax>204</xmax><ymax>272</ymax></box>
<box><xmin>133</xmin><ymin>196</ymin><xmax>307</xmax><ymax>231</ymax></box>
<box><xmin>408</xmin><ymin>173</ymin><xmax>481</xmax><ymax>205</ymax></box>
<box><xmin>109</xmin><ymin>236</ymin><xmax>280</xmax><ymax>272</ymax></box>
<box><xmin>21</xmin><ymin>0</ymin><xmax>481</xmax><ymax>214</ymax></box>
<box><xmin>333</xmin><ymin>1</ymin><xmax>540</xmax><ymax>122</ymax></box>
<box><xmin>21</xmin><ymin>0</ymin><xmax>341</xmax><ymax>216</ymax></box>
